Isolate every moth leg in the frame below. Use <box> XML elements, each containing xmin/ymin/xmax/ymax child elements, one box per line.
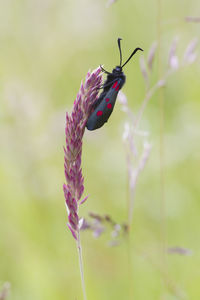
<box><xmin>98</xmin><ymin>78</ymin><xmax>120</xmax><ymax>90</ymax></box>
<box><xmin>100</xmin><ymin>65</ymin><xmax>111</xmax><ymax>75</ymax></box>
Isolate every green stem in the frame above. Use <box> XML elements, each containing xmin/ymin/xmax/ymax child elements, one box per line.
<box><xmin>76</xmin><ymin>230</ymin><xmax>87</xmax><ymax>300</ymax></box>
<box><xmin>157</xmin><ymin>0</ymin><xmax>167</xmax><ymax>279</ymax></box>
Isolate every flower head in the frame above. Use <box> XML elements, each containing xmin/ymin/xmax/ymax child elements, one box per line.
<box><xmin>63</xmin><ymin>67</ymin><xmax>102</xmax><ymax>239</ymax></box>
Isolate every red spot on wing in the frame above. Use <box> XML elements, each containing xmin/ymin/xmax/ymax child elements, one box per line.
<box><xmin>115</xmin><ymin>84</ymin><xmax>120</xmax><ymax>91</ymax></box>
<box><xmin>107</xmin><ymin>103</ymin><xmax>112</xmax><ymax>109</ymax></box>
<box><xmin>105</xmin><ymin>98</ymin><xmax>110</xmax><ymax>102</ymax></box>
<box><xmin>112</xmin><ymin>81</ymin><xmax>118</xmax><ymax>89</ymax></box>
<box><xmin>96</xmin><ymin>110</ymin><xmax>103</xmax><ymax>116</ymax></box>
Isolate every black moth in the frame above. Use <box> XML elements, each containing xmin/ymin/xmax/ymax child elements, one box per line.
<box><xmin>86</xmin><ymin>38</ymin><xmax>143</xmax><ymax>131</ymax></box>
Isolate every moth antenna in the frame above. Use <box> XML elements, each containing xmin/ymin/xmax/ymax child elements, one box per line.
<box><xmin>118</xmin><ymin>38</ymin><xmax>123</xmax><ymax>67</ymax></box>
<box><xmin>122</xmin><ymin>47</ymin><xmax>143</xmax><ymax>68</ymax></box>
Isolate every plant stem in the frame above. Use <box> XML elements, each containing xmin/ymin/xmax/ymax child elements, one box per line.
<box><xmin>157</xmin><ymin>0</ymin><xmax>167</xmax><ymax>279</ymax></box>
<box><xmin>127</xmin><ymin>227</ymin><xmax>133</xmax><ymax>300</ymax></box>
<box><xmin>76</xmin><ymin>230</ymin><xmax>87</xmax><ymax>300</ymax></box>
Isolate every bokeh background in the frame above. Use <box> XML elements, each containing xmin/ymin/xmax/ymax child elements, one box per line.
<box><xmin>0</xmin><ymin>1</ymin><xmax>200</xmax><ymax>299</ymax></box>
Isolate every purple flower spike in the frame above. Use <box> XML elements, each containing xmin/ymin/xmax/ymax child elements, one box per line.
<box><xmin>63</xmin><ymin>67</ymin><xmax>102</xmax><ymax>239</ymax></box>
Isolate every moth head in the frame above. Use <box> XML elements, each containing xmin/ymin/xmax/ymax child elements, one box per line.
<box><xmin>113</xmin><ymin>66</ymin><xmax>122</xmax><ymax>74</ymax></box>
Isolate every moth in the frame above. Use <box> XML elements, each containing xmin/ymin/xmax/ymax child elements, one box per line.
<box><xmin>86</xmin><ymin>38</ymin><xmax>143</xmax><ymax>131</ymax></box>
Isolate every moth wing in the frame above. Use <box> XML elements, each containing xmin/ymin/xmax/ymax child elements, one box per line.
<box><xmin>86</xmin><ymin>80</ymin><xmax>123</xmax><ymax>130</ymax></box>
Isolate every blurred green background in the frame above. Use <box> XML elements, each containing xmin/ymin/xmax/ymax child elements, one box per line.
<box><xmin>0</xmin><ymin>0</ymin><xmax>200</xmax><ymax>299</ymax></box>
